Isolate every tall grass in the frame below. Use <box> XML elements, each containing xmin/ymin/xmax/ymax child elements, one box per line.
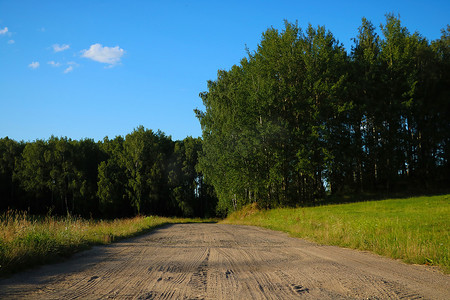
<box><xmin>223</xmin><ymin>194</ymin><xmax>450</xmax><ymax>273</ymax></box>
<box><xmin>0</xmin><ymin>211</ymin><xmax>206</xmax><ymax>276</ymax></box>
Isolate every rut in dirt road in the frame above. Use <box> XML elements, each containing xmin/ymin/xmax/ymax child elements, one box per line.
<box><xmin>0</xmin><ymin>223</ymin><xmax>448</xmax><ymax>299</ymax></box>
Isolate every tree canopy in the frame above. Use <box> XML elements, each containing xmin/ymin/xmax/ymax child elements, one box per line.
<box><xmin>0</xmin><ymin>128</ymin><xmax>217</xmax><ymax>218</ymax></box>
<box><xmin>196</xmin><ymin>16</ymin><xmax>450</xmax><ymax>214</ymax></box>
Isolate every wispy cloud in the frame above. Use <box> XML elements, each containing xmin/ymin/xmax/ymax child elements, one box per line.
<box><xmin>48</xmin><ymin>60</ymin><xmax>78</xmax><ymax>73</ymax></box>
<box><xmin>64</xmin><ymin>62</ymin><xmax>79</xmax><ymax>73</ymax></box>
<box><xmin>48</xmin><ymin>61</ymin><xmax>61</xmax><ymax>67</ymax></box>
<box><xmin>64</xmin><ymin>66</ymin><xmax>74</xmax><ymax>74</ymax></box>
<box><xmin>29</xmin><ymin>62</ymin><xmax>40</xmax><ymax>69</ymax></box>
<box><xmin>7</xmin><ymin>39</ymin><xmax>15</xmax><ymax>44</ymax></box>
<box><xmin>0</xmin><ymin>27</ymin><xmax>8</xmax><ymax>35</ymax></box>
<box><xmin>81</xmin><ymin>43</ymin><xmax>125</xmax><ymax>66</ymax></box>
<box><xmin>52</xmin><ymin>43</ymin><xmax>70</xmax><ymax>52</ymax></box>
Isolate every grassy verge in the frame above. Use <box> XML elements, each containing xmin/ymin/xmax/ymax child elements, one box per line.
<box><xmin>0</xmin><ymin>211</ymin><xmax>212</xmax><ymax>277</ymax></box>
<box><xmin>222</xmin><ymin>194</ymin><xmax>450</xmax><ymax>273</ymax></box>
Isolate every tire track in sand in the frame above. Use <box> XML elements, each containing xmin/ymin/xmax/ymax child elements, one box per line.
<box><xmin>0</xmin><ymin>223</ymin><xmax>448</xmax><ymax>299</ymax></box>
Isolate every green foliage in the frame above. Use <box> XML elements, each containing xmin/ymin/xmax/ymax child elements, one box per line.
<box><xmin>0</xmin><ymin>138</ymin><xmax>25</xmax><ymax>211</ymax></box>
<box><xmin>97</xmin><ymin>135</ymin><xmax>127</xmax><ymax>217</ymax></box>
<box><xmin>223</xmin><ymin>194</ymin><xmax>450</xmax><ymax>273</ymax></box>
<box><xmin>1</xmin><ymin>127</ymin><xmax>217</xmax><ymax>218</ymax></box>
<box><xmin>197</xmin><ymin>16</ymin><xmax>450</xmax><ymax>214</ymax></box>
<box><xmin>121</xmin><ymin>127</ymin><xmax>172</xmax><ymax>215</ymax></box>
<box><xmin>198</xmin><ymin>21</ymin><xmax>350</xmax><ymax>212</ymax></box>
<box><xmin>12</xmin><ymin>137</ymin><xmax>105</xmax><ymax>216</ymax></box>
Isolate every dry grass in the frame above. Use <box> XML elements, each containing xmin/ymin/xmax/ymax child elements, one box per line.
<box><xmin>0</xmin><ymin>211</ymin><xmax>208</xmax><ymax>276</ymax></box>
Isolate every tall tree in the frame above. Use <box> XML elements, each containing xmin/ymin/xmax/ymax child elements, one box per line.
<box><xmin>350</xmin><ymin>17</ymin><xmax>383</xmax><ymax>193</ymax></box>
<box><xmin>0</xmin><ymin>137</ymin><xmax>24</xmax><ymax>210</ymax></box>
<box><xmin>97</xmin><ymin>136</ymin><xmax>130</xmax><ymax>218</ymax></box>
<box><xmin>122</xmin><ymin>126</ymin><xmax>173</xmax><ymax>215</ymax></box>
<box><xmin>197</xmin><ymin>21</ymin><xmax>348</xmax><ymax>212</ymax></box>
<box><xmin>14</xmin><ymin>140</ymin><xmax>52</xmax><ymax>213</ymax></box>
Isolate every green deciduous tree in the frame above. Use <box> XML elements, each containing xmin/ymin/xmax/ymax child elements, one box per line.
<box><xmin>0</xmin><ymin>137</ymin><xmax>25</xmax><ymax>210</ymax></box>
<box><xmin>197</xmin><ymin>17</ymin><xmax>450</xmax><ymax>214</ymax></box>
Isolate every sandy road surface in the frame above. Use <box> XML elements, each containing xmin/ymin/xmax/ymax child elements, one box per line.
<box><xmin>0</xmin><ymin>224</ymin><xmax>448</xmax><ymax>299</ymax></box>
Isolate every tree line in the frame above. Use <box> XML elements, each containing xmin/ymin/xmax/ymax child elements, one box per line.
<box><xmin>0</xmin><ymin>126</ymin><xmax>217</xmax><ymax>218</ymax></box>
<box><xmin>196</xmin><ymin>15</ymin><xmax>450</xmax><ymax>215</ymax></box>
<box><xmin>2</xmin><ymin>15</ymin><xmax>449</xmax><ymax>218</ymax></box>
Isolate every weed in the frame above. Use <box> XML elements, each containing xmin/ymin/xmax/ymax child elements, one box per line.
<box><xmin>0</xmin><ymin>211</ymin><xmax>211</xmax><ymax>277</ymax></box>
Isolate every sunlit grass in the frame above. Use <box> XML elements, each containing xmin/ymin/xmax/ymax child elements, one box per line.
<box><xmin>222</xmin><ymin>194</ymin><xmax>450</xmax><ymax>273</ymax></box>
<box><xmin>0</xmin><ymin>211</ymin><xmax>209</xmax><ymax>276</ymax></box>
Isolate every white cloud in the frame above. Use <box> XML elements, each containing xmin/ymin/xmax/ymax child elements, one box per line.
<box><xmin>7</xmin><ymin>39</ymin><xmax>14</xmax><ymax>44</ymax></box>
<box><xmin>64</xmin><ymin>66</ymin><xmax>73</xmax><ymax>74</ymax></box>
<box><xmin>29</xmin><ymin>61</ymin><xmax>40</xmax><ymax>69</ymax></box>
<box><xmin>48</xmin><ymin>61</ymin><xmax>61</xmax><ymax>67</ymax></box>
<box><xmin>52</xmin><ymin>43</ymin><xmax>70</xmax><ymax>52</ymax></box>
<box><xmin>81</xmin><ymin>43</ymin><xmax>125</xmax><ymax>65</ymax></box>
<box><xmin>64</xmin><ymin>62</ymin><xmax>79</xmax><ymax>73</ymax></box>
<box><xmin>48</xmin><ymin>61</ymin><xmax>78</xmax><ymax>73</ymax></box>
<box><xmin>0</xmin><ymin>27</ymin><xmax>8</xmax><ymax>35</ymax></box>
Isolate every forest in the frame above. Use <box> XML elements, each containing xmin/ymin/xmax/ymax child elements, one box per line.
<box><xmin>0</xmin><ymin>128</ymin><xmax>217</xmax><ymax>218</ymax></box>
<box><xmin>1</xmin><ymin>15</ymin><xmax>449</xmax><ymax>217</ymax></box>
<box><xmin>196</xmin><ymin>15</ymin><xmax>450</xmax><ymax>214</ymax></box>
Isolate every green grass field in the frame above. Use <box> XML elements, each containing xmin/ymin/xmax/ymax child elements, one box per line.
<box><xmin>222</xmin><ymin>194</ymin><xmax>450</xmax><ymax>273</ymax></box>
<box><xmin>0</xmin><ymin>211</ymin><xmax>210</xmax><ymax>277</ymax></box>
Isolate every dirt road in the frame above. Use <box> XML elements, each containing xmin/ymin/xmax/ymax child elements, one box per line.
<box><xmin>0</xmin><ymin>224</ymin><xmax>448</xmax><ymax>299</ymax></box>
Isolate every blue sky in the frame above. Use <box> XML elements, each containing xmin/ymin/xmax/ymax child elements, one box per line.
<box><xmin>1</xmin><ymin>0</ymin><xmax>449</xmax><ymax>142</ymax></box>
